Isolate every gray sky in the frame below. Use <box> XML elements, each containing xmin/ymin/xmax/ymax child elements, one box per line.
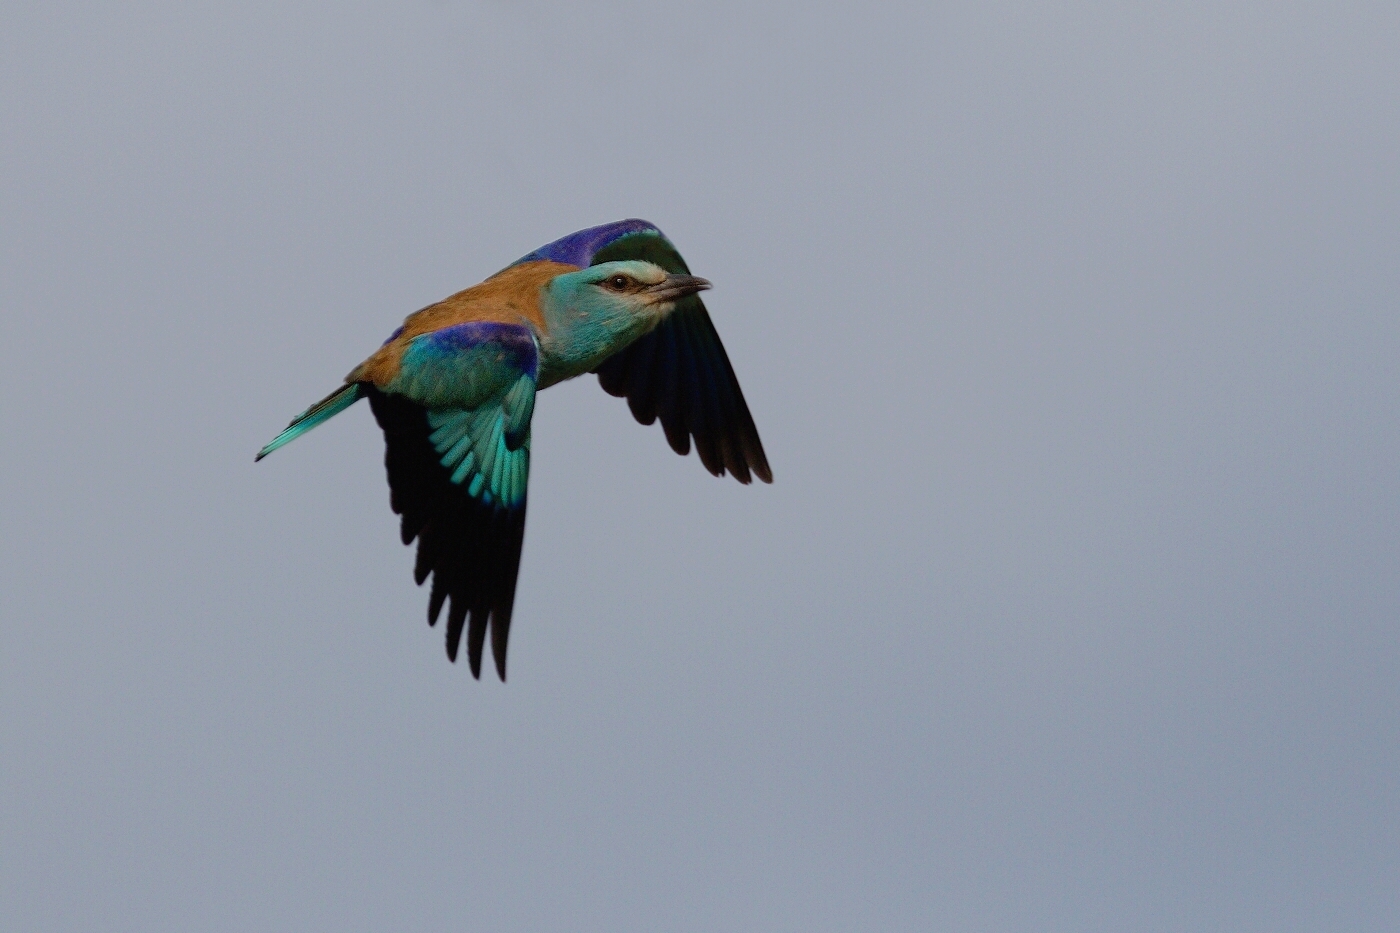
<box><xmin>2</xmin><ymin>2</ymin><xmax>1397</xmax><ymax>930</ymax></box>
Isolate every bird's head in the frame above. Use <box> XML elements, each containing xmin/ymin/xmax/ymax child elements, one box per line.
<box><xmin>538</xmin><ymin>259</ymin><xmax>712</xmax><ymax>381</ymax></box>
<box><xmin>554</xmin><ymin>259</ymin><xmax>711</xmax><ymax>316</ymax></box>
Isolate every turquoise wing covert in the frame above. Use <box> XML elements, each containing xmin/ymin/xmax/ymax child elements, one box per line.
<box><xmin>365</xmin><ymin>321</ymin><xmax>538</xmax><ymax>679</ymax></box>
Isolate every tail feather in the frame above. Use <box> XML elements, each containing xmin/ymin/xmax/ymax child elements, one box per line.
<box><xmin>256</xmin><ymin>383</ymin><xmax>364</xmax><ymax>461</ymax></box>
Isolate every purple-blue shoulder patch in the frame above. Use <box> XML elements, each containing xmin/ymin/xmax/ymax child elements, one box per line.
<box><xmin>513</xmin><ymin>219</ymin><xmax>664</xmax><ymax>268</ymax></box>
<box><xmin>420</xmin><ymin>321</ymin><xmax>538</xmax><ymax>377</ymax></box>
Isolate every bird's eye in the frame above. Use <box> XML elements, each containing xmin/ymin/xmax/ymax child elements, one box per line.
<box><xmin>607</xmin><ymin>274</ymin><xmax>632</xmax><ymax>290</ymax></box>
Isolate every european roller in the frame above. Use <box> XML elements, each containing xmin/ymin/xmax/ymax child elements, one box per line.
<box><xmin>257</xmin><ymin>220</ymin><xmax>771</xmax><ymax>680</ymax></box>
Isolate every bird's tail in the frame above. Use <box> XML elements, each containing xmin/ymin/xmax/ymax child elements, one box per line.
<box><xmin>256</xmin><ymin>383</ymin><xmax>364</xmax><ymax>461</ymax></box>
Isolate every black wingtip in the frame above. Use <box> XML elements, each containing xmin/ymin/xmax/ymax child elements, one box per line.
<box><xmin>491</xmin><ymin>613</ymin><xmax>511</xmax><ymax>682</ymax></box>
<box><xmin>592</xmin><ymin>299</ymin><xmax>772</xmax><ymax>488</ymax></box>
<box><xmin>368</xmin><ymin>387</ymin><xmax>529</xmax><ymax>680</ymax></box>
<box><xmin>746</xmin><ymin>447</ymin><xmax>773</xmax><ymax>484</ymax></box>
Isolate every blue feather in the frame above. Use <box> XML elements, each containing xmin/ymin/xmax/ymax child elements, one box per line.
<box><xmin>392</xmin><ymin>322</ymin><xmax>537</xmax><ymax>409</ymax></box>
<box><xmin>513</xmin><ymin>219</ymin><xmax>662</xmax><ymax>268</ymax></box>
<box><xmin>426</xmin><ymin>380</ymin><xmax>533</xmax><ymax>511</ymax></box>
<box><xmin>255</xmin><ymin>383</ymin><xmax>362</xmax><ymax>461</ymax></box>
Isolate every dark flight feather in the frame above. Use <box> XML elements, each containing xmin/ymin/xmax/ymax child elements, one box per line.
<box><xmin>365</xmin><ymin>386</ymin><xmax>526</xmax><ymax>680</ymax></box>
<box><xmin>591</xmin><ymin>233</ymin><xmax>772</xmax><ymax>484</ymax></box>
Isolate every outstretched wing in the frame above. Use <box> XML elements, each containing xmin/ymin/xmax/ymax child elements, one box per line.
<box><xmin>589</xmin><ymin>230</ymin><xmax>772</xmax><ymax>484</ymax></box>
<box><xmin>364</xmin><ymin>321</ymin><xmax>538</xmax><ymax>680</ymax></box>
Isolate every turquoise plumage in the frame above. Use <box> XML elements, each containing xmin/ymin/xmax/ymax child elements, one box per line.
<box><xmin>256</xmin><ymin>383</ymin><xmax>363</xmax><ymax>461</ymax></box>
<box><xmin>257</xmin><ymin>220</ymin><xmax>770</xmax><ymax>679</ymax></box>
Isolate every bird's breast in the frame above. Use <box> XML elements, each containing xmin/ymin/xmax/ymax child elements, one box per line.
<box><xmin>534</xmin><ymin>312</ymin><xmax>660</xmax><ymax>389</ymax></box>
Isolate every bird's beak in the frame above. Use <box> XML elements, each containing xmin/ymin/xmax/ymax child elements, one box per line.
<box><xmin>646</xmin><ymin>274</ymin><xmax>712</xmax><ymax>303</ymax></box>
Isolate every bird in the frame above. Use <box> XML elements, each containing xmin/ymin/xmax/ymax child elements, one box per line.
<box><xmin>256</xmin><ymin>219</ymin><xmax>771</xmax><ymax>680</ymax></box>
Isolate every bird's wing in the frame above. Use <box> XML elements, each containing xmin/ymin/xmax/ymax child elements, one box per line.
<box><xmin>363</xmin><ymin>321</ymin><xmax>538</xmax><ymax>680</ymax></box>
<box><xmin>589</xmin><ymin>232</ymin><xmax>772</xmax><ymax>483</ymax></box>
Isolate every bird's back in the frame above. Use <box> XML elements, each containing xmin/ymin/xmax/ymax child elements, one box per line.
<box><xmin>348</xmin><ymin>260</ymin><xmax>577</xmax><ymax>387</ymax></box>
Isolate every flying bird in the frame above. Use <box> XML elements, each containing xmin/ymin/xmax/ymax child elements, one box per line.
<box><xmin>257</xmin><ymin>219</ymin><xmax>771</xmax><ymax>680</ymax></box>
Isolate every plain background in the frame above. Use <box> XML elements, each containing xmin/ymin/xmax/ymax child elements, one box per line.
<box><xmin>2</xmin><ymin>2</ymin><xmax>1396</xmax><ymax>930</ymax></box>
